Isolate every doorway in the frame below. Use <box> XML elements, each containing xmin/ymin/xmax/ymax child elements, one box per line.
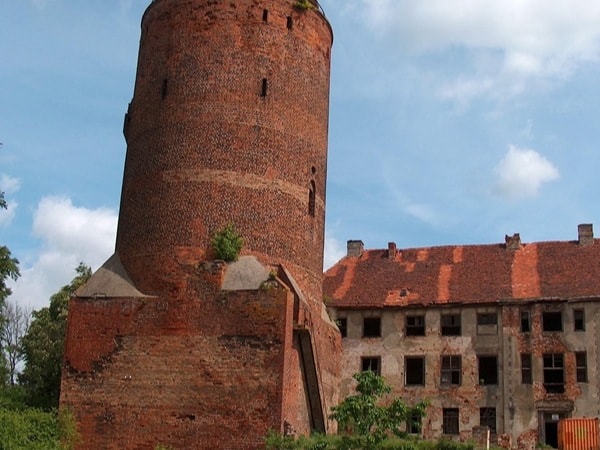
<box><xmin>540</xmin><ymin>412</ymin><xmax>565</xmax><ymax>449</ymax></box>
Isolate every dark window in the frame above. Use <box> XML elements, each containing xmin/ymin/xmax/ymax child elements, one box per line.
<box><xmin>520</xmin><ymin>310</ymin><xmax>531</xmax><ymax>332</ymax></box>
<box><xmin>542</xmin><ymin>311</ymin><xmax>563</xmax><ymax>332</ymax></box>
<box><xmin>308</xmin><ymin>180</ymin><xmax>316</xmax><ymax>217</ymax></box>
<box><xmin>441</xmin><ymin>314</ymin><xmax>461</xmax><ymax>336</ymax></box>
<box><xmin>441</xmin><ymin>355</ymin><xmax>461</xmax><ymax>386</ymax></box>
<box><xmin>443</xmin><ymin>408</ymin><xmax>459</xmax><ymax>435</ymax></box>
<box><xmin>407</xmin><ymin>412</ymin><xmax>422</xmax><ymax>434</ymax></box>
<box><xmin>262</xmin><ymin>9</ymin><xmax>268</xmax><ymax>21</ymax></box>
<box><xmin>477</xmin><ymin>312</ymin><xmax>498</xmax><ymax>335</ymax></box>
<box><xmin>405</xmin><ymin>356</ymin><xmax>425</xmax><ymax>386</ymax></box>
<box><xmin>477</xmin><ymin>313</ymin><xmax>497</xmax><ymax>325</ymax></box>
<box><xmin>363</xmin><ymin>317</ymin><xmax>381</xmax><ymax>337</ymax></box>
<box><xmin>576</xmin><ymin>352</ymin><xmax>587</xmax><ymax>383</ymax></box>
<box><xmin>574</xmin><ymin>309</ymin><xmax>585</xmax><ymax>331</ymax></box>
<box><xmin>406</xmin><ymin>315</ymin><xmax>425</xmax><ymax>336</ymax></box>
<box><xmin>287</xmin><ymin>16</ymin><xmax>293</xmax><ymax>29</ymax></box>
<box><xmin>480</xmin><ymin>407</ymin><xmax>497</xmax><ymax>434</ymax></box>
<box><xmin>261</xmin><ymin>78</ymin><xmax>268</xmax><ymax>97</ymax></box>
<box><xmin>478</xmin><ymin>355</ymin><xmax>498</xmax><ymax>385</ymax></box>
<box><xmin>161</xmin><ymin>79</ymin><xmax>168</xmax><ymax>99</ymax></box>
<box><xmin>337</xmin><ymin>318</ymin><xmax>347</xmax><ymax>338</ymax></box>
<box><xmin>521</xmin><ymin>353</ymin><xmax>532</xmax><ymax>384</ymax></box>
<box><xmin>543</xmin><ymin>353</ymin><xmax>564</xmax><ymax>393</ymax></box>
<box><xmin>361</xmin><ymin>356</ymin><xmax>381</xmax><ymax>375</ymax></box>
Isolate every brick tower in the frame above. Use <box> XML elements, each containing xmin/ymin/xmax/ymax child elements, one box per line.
<box><xmin>60</xmin><ymin>1</ymin><xmax>340</xmax><ymax>449</ymax></box>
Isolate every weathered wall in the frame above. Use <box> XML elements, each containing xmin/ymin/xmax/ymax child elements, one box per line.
<box><xmin>61</xmin><ymin>1</ymin><xmax>340</xmax><ymax>447</ymax></box>
<box><xmin>117</xmin><ymin>0</ymin><xmax>332</xmax><ymax>301</ymax></box>
<box><xmin>335</xmin><ymin>301</ymin><xmax>600</xmax><ymax>448</ymax></box>
<box><xmin>62</xmin><ymin>270</ymin><xmax>299</xmax><ymax>449</ymax></box>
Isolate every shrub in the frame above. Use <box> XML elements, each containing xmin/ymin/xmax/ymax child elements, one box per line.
<box><xmin>0</xmin><ymin>407</ymin><xmax>78</xmax><ymax>450</ymax></box>
<box><xmin>294</xmin><ymin>0</ymin><xmax>314</xmax><ymax>10</ymax></box>
<box><xmin>211</xmin><ymin>223</ymin><xmax>243</xmax><ymax>262</ymax></box>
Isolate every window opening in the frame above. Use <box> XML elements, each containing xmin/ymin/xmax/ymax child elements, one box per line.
<box><xmin>407</xmin><ymin>412</ymin><xmax>422</xmax><ymax>434</ymax></box>
<box><xmin>542</xmin><ymin>311</ymin><xmax>562</xmax><ymax>332</ymax></box>
<box><xmin>161</xmin><ymin>79</ymin><xmax>168</xmax><ymax>99</ymax></box>
<box><xmin>441</xmin><ymin>313</ymin><xmax>461</xmax><ymax>336</ymax></box>
<box><xmin>405</xmin><ymin>356</ymin><xmax>425</xmax><ymax>386</ymax></box>
<box><xmin>477</xmin><ymin>312</ymin><xmax>498</xmax><ymax>335</ymax></box>
<box><xmin>262</xmin><ymin>9</ymin><xmax>268</xmax><ymax>21</ymax></box>
<box><xmin>337</xmin><ymin>318</ymin><xmax>347</xmax><ymax>338</ymax></box>
<box><xmin>477</xmin><ymin>313</ymin><xmax>497</xmax><ymax>325</ymax></box>
<box><xmin>443</xmin><ymin>408</ymin><xmax>459</xmax><ymax>435</ymax></box>
<box><xmin>361</xmin><ymin>356</ymin><xmax>381</xmax><ymax>375</ymax></box>
<box><xmin>521</xmin><ymin>353</ymin><xmax>532</xmax><ymax>384</ymax></box>
<box><xmin>543</xmin><ymin>353</ymin><xmax>564</xmax><ymax>393</ymax></box>
<box><xmin>261</xmin><ymin>78</ymin><xmax>268</xmax><ymax>97</ymax></box>
<box><xmin>478</xmin><ymin>355</ymin><xmax>498</xmax><ymax>385</ymax></box>
<box><xmin>520</xmin><ymin>310</ymin><xmax>531</xmax><ymax>332</ymax></box>
<box><xmin>576</xmin><ymin>352</ymin><xmax>587</xmax><ymax>383</ymax></box>
<box><xmin>441</xmin><ymin>355</ymin><xmax>461</xmax><ymax>386</ymax></box>
<box><xmin>363</xmin><ymin>317</ymin><xmax>381</xmax><ymax>338</ymax></box>
<box><xmin>406</xmin><ymin>315</ymin><xmax>425</xmax><ymax>336</ymax></box>
<box><xmin>480</xmin><ymin>407</ymin><xmax>497</xmax><ymax>434</ymax></box>
<box><xmin>287</xmin><ymin>16</ymin><xmax>293</xmax><ymax>29</ymax></box>
<box><xmin>308</xmin><ymin>180</ymin><xmax>316</xmax><ymax>217</ymax></box>
<box><xmin>574</xmin><ymin>309</ymin><xmax>585</xmax><ymax>331</ymax></box>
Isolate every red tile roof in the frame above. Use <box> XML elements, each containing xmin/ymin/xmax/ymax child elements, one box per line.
<box><xmin>323</xmin><ymin>239</ymin><xmax>600</xmax><ymax>309</ymax></box>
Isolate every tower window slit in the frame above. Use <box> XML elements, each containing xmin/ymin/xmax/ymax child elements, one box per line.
<box><xmin>263</xmin><ymin>9</ymin><xmax>268</xmax><ymax>21</ymax></box>
<box><xmin>308</xmin><ymin>180</ymin><xmax>316</xmax><ymax>217</ymax></box>
<box><xmin>287</xmin><ymin>16</ymin><xmax>293</xmax><ymax>29</ymax></box>
<box><xmin>161</xmin><ymin>79</ymin><xmax>168</xmax><ymax>99</ymax></box>
<box><xmin>261</xmin><ymin>78</ymin><xmax>268</xmax><ymax>97</ymax></box>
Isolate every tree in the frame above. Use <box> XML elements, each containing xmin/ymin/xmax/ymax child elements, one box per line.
<box><xmin>330</xmin><ymin>371</ymin><xmax>429</xmax><ymax>449</ymax></box>
<box><xmin>0</xmin><ymin>300</ymin><xmax>31</xmax><ymax>386</ymax></box>
<box><xmin>19</xmin><ymin>263</ymin><xmax>91</xmax><ymax>409</ymax></box>
<box><xmin>265</xmin><ymin>371</ymin><xmax>430</xmax><ymax>450</ymax></box>
<box><xmin>0</xmin><ymin>177</ymin><xmax>20</xmax><ymax>387</ymax></box>
<box><xmin>0</xmin><ymin>185</ymin><xmax>19</xmax><ymax>306</ymax></box>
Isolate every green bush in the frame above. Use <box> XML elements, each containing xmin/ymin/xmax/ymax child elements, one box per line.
<box><xmin>294</xmin><ymin>0</ymin><xmax>314</xmax><ymax>10</ymax></box>
<box><xmin>211</xmin><ymin>223</ymin><xmax>243</xmax><ymax>262</ymax></box>
<box><xmin>0</xmin><ymin>408</ymin><xmax>78</xmax><ymax>450</ymax></box>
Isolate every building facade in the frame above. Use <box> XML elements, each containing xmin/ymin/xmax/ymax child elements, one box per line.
<box><xmin>324</xmin><ymin>226</ymin><xmax>600</xmax><ymax>449</ymax></box>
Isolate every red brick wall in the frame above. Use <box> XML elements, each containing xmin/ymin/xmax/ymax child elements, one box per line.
<box><xmin>117</xmin><ymin>0</ymin><xmax>333</xmax><ymax>299</ymax></box>
<box><xmin>62</xmin><ymin>282</ymin><xmax>298</xmax><ymax>449</ymax></box>
<box><xmin>61</xmin><ymin>1</ymin><xmax>341</xmax><ymax>447</ymax></box>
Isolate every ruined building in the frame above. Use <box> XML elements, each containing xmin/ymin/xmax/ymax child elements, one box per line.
<box><xmin>324</xmin><ymin>225</ymin><xmax>600</xmax><ymax>449</ymax></box>
<box><xmin>60</xmin><ymin>1</ymin><xmax>600</xmax><ymax>449</ymax></box>
<box><xmin>60</xmin><ymin>0</ymin><xmax>340</xmax><ymax>448</ymax></box>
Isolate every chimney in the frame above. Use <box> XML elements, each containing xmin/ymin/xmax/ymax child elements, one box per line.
<box><xmin>505</xmin><ymin>233</ymin><xmax>521</xmax><ymax>250</ymax></box>
<box><xmin>388</xmin><ymin>242</ymin><xmax>397</xmax><ymax>260</ymax></box>
<box><xmin>578</xmin><ymin>223</ymin><xmax>593</xmax><ymax>246</ymax></box>
<box><xmin>347</xmin><ymin>240</ymin><xmax>364</xmax><ymax>257</ymax></box>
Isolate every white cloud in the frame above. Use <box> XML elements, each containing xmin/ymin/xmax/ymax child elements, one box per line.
<box><xmin>493</xmin><ymin>145</ymin><xmax>559</xmax><ymax>200</ymax></box>
<box><xmin>30</xmin><ymin>0</ymin><xmax>52</xmax><ymax>10</ymax></box>
<box><xmin>8</xmin><ymin>196</ymin><xmax>117</xmax><ymax>310</ymax></box>
<box><xmin>0</xmin><ymin>174</ymin><xmax>21</xmax><ymax>195</ymax></box>
<box><xmin>0</xmin><ymin>200</ymin><xmax>18</xmax><ymax>227</ymax></box>
<box><xmin>324</xmin><ymin>232</ymin><xmax>346</xmax><ymax>270</ymax></box>
<box><xmin>357</xmin><ymin>0</ymin><xmax>600</xmax><ymax>100</ymax></box>
<box><xmin>0</xmin><ymin>174</ymin><xmax>21</xmax><ymax>227</ymax></box>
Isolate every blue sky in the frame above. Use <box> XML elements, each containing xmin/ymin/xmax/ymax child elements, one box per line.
<box><xmin>2</xmin><ymin>0</ymin><xmax>600</xmax><ymax>310</ymax></box>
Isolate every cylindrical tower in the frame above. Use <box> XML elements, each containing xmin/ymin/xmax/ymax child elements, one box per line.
<box><xmin>117</xmin><ymin>0</ymin><xmax>333</xmax><ymax>299</ymax></box>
